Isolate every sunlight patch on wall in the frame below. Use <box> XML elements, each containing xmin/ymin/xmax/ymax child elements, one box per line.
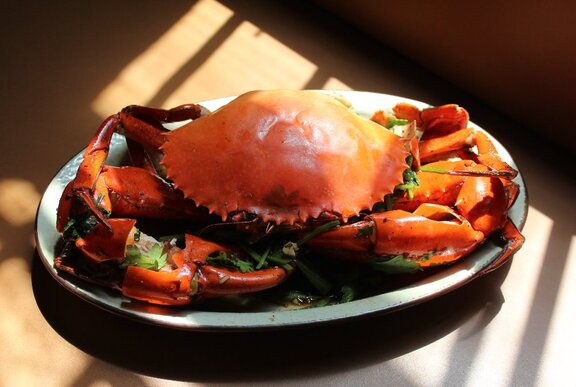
<box><xmin>91</xmin><ymin>0</ymin><xmax>234</xmax><ymax>116</ymax></box>
<box><xmin>0</xmin><ymin>178</ymin><xmax>41</xmax><ymax>227</ymax></box>
<box><xmin>89</xmin><ymin>0</ymin><xmax>352</xmax><ymax>116</ymax></box>
<box><xmin>322</xmin><ymin>77</ymin><xmax>352</xmax><ymax>91</ymax></box>
<box><xmin>162</xmin><ymin>20</ymin><xmax>318</xmax><ymax>106</ymax></box>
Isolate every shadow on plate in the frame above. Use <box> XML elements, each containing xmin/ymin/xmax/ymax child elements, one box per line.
<box><xmin>32</xmin><ymin>251</ymin><xmax>510</xmax><ymax>383</ymax></box>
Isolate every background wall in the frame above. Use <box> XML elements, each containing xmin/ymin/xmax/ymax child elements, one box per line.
<box><xmin>316</xmin><ymin>0</ymin><xmax>576</xmax><ymax>151</ymax></box>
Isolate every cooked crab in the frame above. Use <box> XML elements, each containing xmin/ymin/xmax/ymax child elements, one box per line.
<box><xmin>55</xmin><ymin>90</ymin><xmax>524</xmax><ymax>305</ymax></box>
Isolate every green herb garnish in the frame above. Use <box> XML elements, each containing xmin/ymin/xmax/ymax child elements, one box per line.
<box><xmin>385</xmin><ymin>117</ymin><xmax>409</xmax><ymax>128</ymax></box>
<box><xmin>355</xmin><ymin>224</ymin><xmax>374</xmax><ymax>239</ymax></box>
<box><xmin>206</xmin><ymin>251</ymin><xmax>255</xmax><ymax>273</ymax></box>
<box><xmin>62</xmin><ymin>213</ymin><xmax>99</xmax><ymax>241</ymax></box>
<box><xmin>296</xmin><ymin>220</ymin><xmax>340</xmax><ymax>246</ymax></box>
<box><xmin>369</xmin><ymin>255</ymin><xmax>422</xmax><ymax>274</ymax></box>
<box><xmin>296</xmin><ymin>257</ymin><xmax>333</xmax><ymax>295</ymax></box>
<box><xmin>420</xmin><ymin>166</ymin><xmax>447</xmax><ymax>173</ymax></box>
<box><xmin>121</xmin><ymin>243</ymin><xmax>167</xmax><ymax>270</ymax></box>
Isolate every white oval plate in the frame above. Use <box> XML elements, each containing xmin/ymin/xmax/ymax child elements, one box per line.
<box><xmin>35</xmin><ymin>91</ymin><xmax>527</xmax><ymax>331</ymax></box>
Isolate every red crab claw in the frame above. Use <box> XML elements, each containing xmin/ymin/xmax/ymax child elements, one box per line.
<box><xmin>99</xmin><ymin>166</ymin><xmax>206</xmax><ymax>220</ymax></box>
<box><xmin>393</xmin><ymin>160</ymin><xmax>474</xmax><ymax>212</ymax></box>
<box><xmin>455</xmin><ymin>171</ymin><xmax>510</xmax><ymax>236</ymax></box>
<box><xmin>122</xmin><ymin>258</ymin><xmax>195</xmax><ymax>306</ymax></box>
<box><xmin>180</xmin><ymin>234</ymin><xmax>292</xmax><ymax>299</ymax></box>
<box><xmin>370</xmin><ymin>204</ymin><xmax>484</xmax><ymax>266</ymax></box>
<box><xmin>455</xmin><ymin>171</ymin><xmax>524</xmax><ymax>267</ymax></box>
<box><xmin>307</xmin><ymin>203</ymin><xmax>484</xmax><ymax>267</ymax></box>
<box><xmin>397</xmin><ymin>159</ymin><xmax>523</xmax><ymax>265</ymax></box>
<box><xmin>308</xmin><ymin>157</ymin><xmax>524</xmax><ymax>269</ymax></box>
<box><xmin>122</xmin><ymin>234</ymin><xmax>292</xmax><ymax>305</ymax></box>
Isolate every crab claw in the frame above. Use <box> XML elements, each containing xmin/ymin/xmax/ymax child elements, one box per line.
<box><xmin>368</xmin><ymin>204</ymin><xmax>484</xmax><ymax>266</ymax></box>
<box><xmin>122</xmin><ymin>260</ymin><xmax>194</xmax><ymax>306</ymax></box>
<box><xmin>121</xmin><ymin>234</ymin><xmax>292</xmax><ymax>306</ymax></box>
<box><xmin>180</xmin><ymin>234</ymin><xmax>292</xmax><ymax>299</ymax></box>
<box><xmin>307</xmin><ymin>203</ymin><xmax>484</xmax><ymax>267</ymax></box>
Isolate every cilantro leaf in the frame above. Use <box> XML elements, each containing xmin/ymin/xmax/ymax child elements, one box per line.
<box><xmin>395</xmin><ymin>164</ymin><xmax>420</xmax><ymax>200</ymax></box>
<box><xmin>355</xmin><ymin>225</ymin><xmax>374</xmax><ymax>239</ymax></box>
<box><xmin>296</xmin><ymin>257</ymin><xmax>333</xmax><ymax>295</ymax></box>
<box><xmin>121</xmin><ymin>243</ymin><xmax>167</xmax><ymax>270</ymax></box>
<box><xmin>62</xmin><ymin>213</ymin><xmax>99</xmax><ymax>241</ymax></box>
<box><xmin>297</xmin><ymin>220</ymin><xmax>340</xmax><ymax>246</ymax></box>
<box><xmin>385</xmin><ymin>117</ymin><xmax>409</xmax><ymax>129</ymax></box>
<box><xmin>373</xmin><ymin>156</ymin><xmax>420</xmax><ymax>211</ymax></box>
<box><xmin>339</xmin><ymin>284</ymin><xmax>357</xmax><ymax>303</ymax></box>
<box><xmin>206</xmin><ymin>251</ymin><xmax>255</xmax><ymax>273</ymax></box>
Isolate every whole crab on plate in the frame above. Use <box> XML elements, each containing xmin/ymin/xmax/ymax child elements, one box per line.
<box><xmin>46</xmin><ymin>89</ymin><xmax>525</xmax><ymax>310</ymax></box>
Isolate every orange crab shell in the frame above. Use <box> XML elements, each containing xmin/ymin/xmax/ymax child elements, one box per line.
<box><xmin>160</xmin><ymin>90</ymin><xmax>409</xmax><ymax>224</ymax></box>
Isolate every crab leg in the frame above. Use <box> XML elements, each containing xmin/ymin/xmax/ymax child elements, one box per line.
<box><xmin>393</xmin><ymin>159</ymin><xmax>518</xmax><ymax>212</ymax></box>
<box><xmin>99</xmin><ymin>166</ymin><xmax>207</xmax><ymax>220</ymax></box>
<box><xmin>420</xmin><ymin>104</ymin><xmax>469</xmax><ymax>138</ymax></box>
<box><xmin>57</xmin><ymin>165</ymin><xmax>209</xmax><ymax>232</ymax></box>
<box><xmin>197</xmin><ymin>265</ymin><xmax>291</xmax><ymax>298</ymax></box>
<box><xmin>72</xmin><ymin>115</ymin><xmax>120</xmax><ymax>227</ymax></box>
<box><xmin>121</xmin><ymin>103</ymin><xmax>204</xmax><ymax>125</ymax></box>
<box><xmin>419</xmin><ymin>128</ymin><xmax>517</xmax><ymax>178</ymax></box>
<box><xmin>64</xmin><ymin>104</ymin><xmax>205</xmax><ymax>228</ymax></box>
<box><xmin>390</xmin><ymin>103</ymin><xmax>469</xmax><ymax>138</ymax></box>
<box><xmin>116</xmin><ymin>104</ymin><xmax>204</xmax><ymax>149</ymax></box>
<box><xmin>484</xmin><ymin>219</ymin><xmax>525</xmax><ymax>273</ymax></box>
<box><xmin>385</xmin><ymin>102</ymin><xmax>515</xmax><ymax>177</ymax></box>
<box><xmin>125</xmin><ymin>138</ymin><xmax>157</xmax><ymax>173</ymax></box>
<box><xmin>122</xmin><ymin>260</ymin><xmax>292</xmax><ymax>305</ymax></box>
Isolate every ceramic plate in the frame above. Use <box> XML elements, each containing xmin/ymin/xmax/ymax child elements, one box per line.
<box><xmin>35</xmin><ymin>91</ymin><xmax>528</xmax><ymax>331</ymax></box>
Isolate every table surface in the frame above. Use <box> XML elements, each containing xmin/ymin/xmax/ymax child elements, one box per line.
<box><xmin>1</xmin><ymin>1</ymin><xmax>575</xmax><ymax>386</ymax></box>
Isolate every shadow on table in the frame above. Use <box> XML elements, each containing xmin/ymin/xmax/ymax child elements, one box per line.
<box><xmin>32</xmin><ymin>251</ymin><xmax>510</xmax><ymax>383</ymax></box>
